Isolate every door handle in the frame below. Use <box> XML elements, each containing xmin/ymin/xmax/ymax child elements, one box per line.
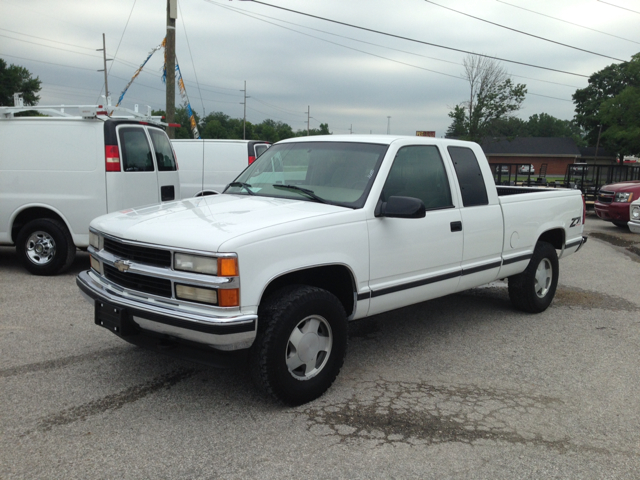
<box><xmin>450</xmin><ymin>221</ymin><xmax>462</xmax><ymax>232</ymax></box>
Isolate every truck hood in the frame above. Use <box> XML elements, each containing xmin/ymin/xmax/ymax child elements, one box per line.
<box><xmin>601</xmin><ymin>180</ymin><xmax>640</xmax><ymax>192</ymax></box>
<box><xmin>91</xmin><ymin>194</ymin><xmax>347</xmax><ymax>252</ymax></box>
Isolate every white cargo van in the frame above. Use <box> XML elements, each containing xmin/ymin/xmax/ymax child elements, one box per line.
<box><xmin>0</xmin><ymin>104</ymin><xmax>180</xmax><ymax>275</ymax></box>
<box><xmin>172</xmin><ymin>139</ymin><xmax>270</xmax><ymax>198</ymax></box>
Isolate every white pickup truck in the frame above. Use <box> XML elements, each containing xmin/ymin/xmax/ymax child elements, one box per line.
<box><xmin>77</xmin><ymin>135</ymin><xmax>586</xmax><ymax>405</ymax></box>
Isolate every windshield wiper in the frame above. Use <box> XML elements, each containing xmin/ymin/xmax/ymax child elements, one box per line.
<box><xmin>272</xmin><ymin>184</ymin><xmax>329</xmax><ymax>204</ymax></box>
<box><xmin>227</xmin><ymin>182</ymin><xmax>255</xmax><ymax>195</ymax></box>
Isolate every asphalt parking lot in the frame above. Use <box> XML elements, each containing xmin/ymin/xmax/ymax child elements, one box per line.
<box><xmin>1</xmin><ymin>213</ymin><xmax>639</xmax><ymax>479</ymax></box>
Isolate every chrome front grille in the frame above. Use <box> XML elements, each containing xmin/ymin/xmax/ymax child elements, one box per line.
<box><xmin>597</xmin><ymin>190</ymin><xmax>614</xmax><ymax>204</ymax></box>
<box><xmin>103</xmin><ymin>237</ymin><xmax>171</xmax><ymax>267</ymax></box>
<box><xmin>104</xmin><ymin>264</ymin><xmax>172</xmax><ymax>297</ymax></box>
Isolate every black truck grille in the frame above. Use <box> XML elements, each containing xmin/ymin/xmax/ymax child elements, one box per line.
<box><xmin>104</xmin><ymin>265</ymin><xmax>172</xmax><ymax>298</ymax></box>
<box><xmin>104</xmin><ymin>237</ymin><xmax>172</xmax><ymax>267</ymax></box>
<box><xmin>597</xmin><ymin>190</ymin><xmax>614</xmax><ymax>204</ymax></box>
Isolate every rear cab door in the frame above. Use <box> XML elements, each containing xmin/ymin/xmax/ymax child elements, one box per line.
<box><xmin>105</xmin><ymin>120</ymin><xmax>179</xmax><ymax>212</ymax></box>
<box><xmin>446</xmin><ymin>145</ymin><xmax>504</xmax><ymax>292</ymax></box>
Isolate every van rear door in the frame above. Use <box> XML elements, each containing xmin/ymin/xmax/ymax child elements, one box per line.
<box><xmin>147</xmin><ymin>127</ymin><xmax>179</xmax><ymax>202</ymax></box>
<box><xmin>105</xmin><ymin>122</ymin><xmax>179</xmax><ymax>212</ymax></box>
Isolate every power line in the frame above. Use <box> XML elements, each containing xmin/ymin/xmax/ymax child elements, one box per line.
<box><xmin>98</xmin><ymin>0</ymin><xmax>137</xmax><ymax>102</ymax></box>
<box><xmin>210</xmin><ymin>1</ymin><xmax>580</xmax><ymax>89</ymax></box>
<box><xmin>0</xmin><ymin>28</ymin><xmax>97</xmax><ymax>50</ymax></box>
<box><xmin>0</xmin><ymin>52</ymin><xmax>97</xmax><ymax>71</ymax></box>
<box><xmin>496</xmin><ymin>1</ymin><xmax>640</xmax><ymax>45</ymax></box>
<box><xmin>205</xmin><ymin>0</ymin><xmax>464</xmax><ymax>80</ymax></box>
<box><xmin>178</xmin><ymin>1</ymin><xmax>206</xmax><ymax>117</ymax></box>
<box><xmin>597</xmin><ymin>0</ymin><xmax>640</xmax><ymax>15</ymax></box>
<box><xmin>243</xmin><ymin>0</ymin><xmax>590</xmax><ymax>77</ymax></box>
<box><xmin>0</xmin><ymin>34</ymin><xmax>102</xmax><ymax>59</ymax></box>
<box><xmin>423</xmin><ymin>0</ymin><xmax>625</xmax><ymax>62</ymax></box>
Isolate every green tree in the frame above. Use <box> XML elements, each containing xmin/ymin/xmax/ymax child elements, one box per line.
<box><xmin>445</xmin><ymin>105</ymin><xmax>467</xmax><ymax>138</ymax></box>
<box><xmin>526</xmin><ymin>113</ymin><xmax>586</xmax><ymax>146</ymax></box>
<box><xmin>152</xmin><ymin>106</ymin><xmax>196</xmax><ymax>138</ymax></box>
<box><xmin>0</xmin><ymin>58</ymin><xmax>42</xmax><ymax>106</ymax></box>
<box><xmin>573</xmin><ymin>53</ymin><xmax>640</xmax><ymax>155</ymax></box>
<box><xmin>296</xmin><ymin>122</ymin><xmax>331</xmax><ymax>137</ymax></box>
<box><xmin>446</xmin><ymin>55</ymin><xmax>527</xmax><ymax>142</ymax></box>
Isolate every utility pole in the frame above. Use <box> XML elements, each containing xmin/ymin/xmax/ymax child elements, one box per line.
<box><xmin>240</xmin><ymin>81</ymin><xmax>249</xmax><ymax>140</ymax></box>
<box><xmin>166</xmin><ymin>0</ymin><xmax>177</xmax><ymax>138</ymax></box>
<box><xmin>594</xmin><ymin>124</ymin><xmax>603</xmax><ymax>162</ymax></box>
<box><xmin>387</xmin><ymin>116</ymin><xmax>391</xmax><ymax>134</ymax></box>
<box><xmin>96</xmin><ymin>33</ymin><xmax>112</xmax><ymax>103</ymax></box>
<box><xmin>306</xmin><ymin>105</ymin><xmax>310</xmax><ymax>136</ymax></box>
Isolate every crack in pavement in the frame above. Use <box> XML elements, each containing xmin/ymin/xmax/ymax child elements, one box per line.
<box><xmin>302</xmin><ymin>380</ymin><xmax>617</xmax><ymax>457</ymax></box>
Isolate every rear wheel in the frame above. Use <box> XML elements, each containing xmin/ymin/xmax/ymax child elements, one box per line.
<box><xmin>250</xmin><ymin>285</ymin><xmax>347</xmax><ymax>406</ymax></box>
<box><xmin>508</xmin><ymin>241</ymin><xmax>559</xmax><ymax>313</ymax></box>
<box><xmin>16</xmin><ymin>219</ymin><xmax>76</xmax><ymax>276</ymax></box>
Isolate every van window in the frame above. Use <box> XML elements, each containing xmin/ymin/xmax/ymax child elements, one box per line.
<box><xmin>255</xmin><ymin>143</ymin><xmax>269</xmax><ymax>158</ymax></box>
<box><xmin>148</xmin><ymin>129</ymin><xmax>177</xmax><ymax>171</ymax></box>
<box><xmin>119</xmin><ymin>127</ymin><xmax>154</xmax><ymax>172</ymax></box>
<box><xmin>447</xmin><ymin>146</ymin><xmax>488</xmax><ymax>207</ymax></box>
<box><xmin>381</xmin><ymin>145</ymin><xmax>453</xmax><ymax>210</ymax></box>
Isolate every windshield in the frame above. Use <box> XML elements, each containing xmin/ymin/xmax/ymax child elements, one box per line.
<box><xmin>225</xmin><ymin>141</ymin><xmax>388</xmax><ymax>208</ymax></box>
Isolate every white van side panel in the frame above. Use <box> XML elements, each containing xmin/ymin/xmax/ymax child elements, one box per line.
<box><xmin>0</xmin><ymin>119</ymin><xmax>107</xmax><ymax>247</ymax></box>
<box><xmin>173</xmin><ymin>140</ymin><xmax>249</xmax><ymax>198</ymax></box>
<box><xmin>172</xmin><ymin>140</ymin><xmax>205</xmax><ymax>198</ymax></box>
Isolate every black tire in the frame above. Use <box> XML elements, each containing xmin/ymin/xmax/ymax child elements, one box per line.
<box><xmin>250</xmin><ymin>285</ymin><xmax>348</xmax><ymax>406</ymax></box>
<box><xmin>16</xmin><ymin>219</ymin><xmax>76</xmax><ymax>276</ymax></box>
<box><xmin>613</xmin><ymin>221</ymin><xmax>628</xmax><ymax>229</ymax></box>
<box><xmin>508</xmin><ymin>241</ymin><xmax>559</xmax><ymax>313</ymax></box>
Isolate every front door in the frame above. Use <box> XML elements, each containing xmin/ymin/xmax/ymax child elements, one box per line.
<box><xmin>367</xmin><ymin>145</ymin><xmax>464</xmax><ymax>316</ymax></box>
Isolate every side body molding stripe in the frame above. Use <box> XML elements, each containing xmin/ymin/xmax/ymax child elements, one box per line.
<box><xmin>360</xmin><ymin>259</ymin><xmax>508</xmax><ymax>300</ymax></box>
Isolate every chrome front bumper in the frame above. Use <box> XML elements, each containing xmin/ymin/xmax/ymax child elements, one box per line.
<box><xmin>76</xmin><ymin>270</ymin><xmax>257</xmax><ymax>351</ymax></box>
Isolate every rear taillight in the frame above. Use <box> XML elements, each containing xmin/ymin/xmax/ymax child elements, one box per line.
<box><xmin>105</xmin><ymin>145</ymin><xmax>121</xmax><ymax>172</ymax></box>
<box><xmin>248</xmin><ymin>155</ymin><xmax>256</xmax><ymax>165</ymax></box>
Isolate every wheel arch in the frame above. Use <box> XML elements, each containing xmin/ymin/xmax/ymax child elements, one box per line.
<box><xmin>537</xmin><ymin>227</ymin><xmax>564</xmax><ymax>250</ymax></box>
<box><xmin>259</xmin><ymin>264</ymin><xmax>357</xmax><ymax>318</ymax></box>
<box><xmin>11</xmin><ymin>206</ymin><xmax>70</xmax><ymax>244</ymax></box>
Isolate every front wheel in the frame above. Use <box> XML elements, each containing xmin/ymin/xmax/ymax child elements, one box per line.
<box><xmin>16</xmin><ymin>219</ymin><xmax>76</xmax><ymax>276</ymax></box>
<box><xmin>508</xmin><ymin>241</ymin><xmax>559</xmax><ymax>313</ymax></box>
<box><xmin>250</xmin><ymin>285</ymin><xmax>348</xmax><ymax>406</ymax></box>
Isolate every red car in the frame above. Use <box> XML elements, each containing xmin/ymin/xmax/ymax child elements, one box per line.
<box><xmin>595</xmin><ymin>180</ymin><xmax>640</xmax><ymax>227</ymax></box>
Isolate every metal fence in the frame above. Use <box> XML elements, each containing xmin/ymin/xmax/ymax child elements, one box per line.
<box><xmin>490</xmin><ymin>163</ymin><xmax>640</xmax><ymax>203</ymax></box>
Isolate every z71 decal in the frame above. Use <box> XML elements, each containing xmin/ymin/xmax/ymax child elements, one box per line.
<box><xmin>570</xmin><ymin>217</ymin><xmax>581</xmax><ymax>227</ymax></box>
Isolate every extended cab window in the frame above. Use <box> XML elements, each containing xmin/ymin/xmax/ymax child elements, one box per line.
<box><xmin>381</xmin><ymin>145</ymin><xmax>453</xmax><ymax>210</ymax></box>
<box><xmin>148</xmin><ymin>128</ymin><xmax>177</xmax><ymax>171</ymax></box>
<box><xmin>119</xmin><ymin>127</ymin><xmax>154</xmax><ymax>172</ymax></box>
<box><xmin>447</xmin><ymin>146</ymin><xmax>488</xmax><ymax>207</ymax></box>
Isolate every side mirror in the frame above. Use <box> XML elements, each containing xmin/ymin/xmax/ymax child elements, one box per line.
<box><xmin>375</xmin><ymin>196</ymin><xmax>426</xmax><ymax>218</ymax></box>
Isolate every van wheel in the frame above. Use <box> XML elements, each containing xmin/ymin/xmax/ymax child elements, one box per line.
<box><xmin>250</xmin><ymin>285</ymin><xmax>347</xmax><ymax>406</ymax></box>
<box><xmin>508</xmin><ymin>241</ymin><xmax>558</xmax><ymax>313</ymax></box>
<box><xmin>16</xmin><ymin>219</ymin><xmax>76</xmax><ymax>276</ymax></box>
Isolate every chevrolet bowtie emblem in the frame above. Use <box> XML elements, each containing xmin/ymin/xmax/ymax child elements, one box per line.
<box><xmin>114</xmin><ymin>260</ymin><xmax>131</xmax><ymax>272</ymax></box>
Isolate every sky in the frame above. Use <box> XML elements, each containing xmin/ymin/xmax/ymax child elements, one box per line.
<box><xmin>1</xmin><ymin>0</ymin><xmax>639</xmax><ymax>137</ymax></box>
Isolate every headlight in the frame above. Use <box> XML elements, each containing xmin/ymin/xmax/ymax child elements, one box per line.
<box><xmin>174</xmin><ymin>253</ymin><xmax>218</xmax><ymax>275</ymax></box>
<box><xmin>631</xmin><ymin>206</ymin><xmax>640</xmax><ymax>220</ymax></box>
<box><xmin>614</xmin><ymin>192</ymin><xmax>633</xmax><ymax>203</ymax></box>
<box><xmin>89</xmin><ymin>230</ymin><xmax>103</xmax><ymax>250</ymax></box>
